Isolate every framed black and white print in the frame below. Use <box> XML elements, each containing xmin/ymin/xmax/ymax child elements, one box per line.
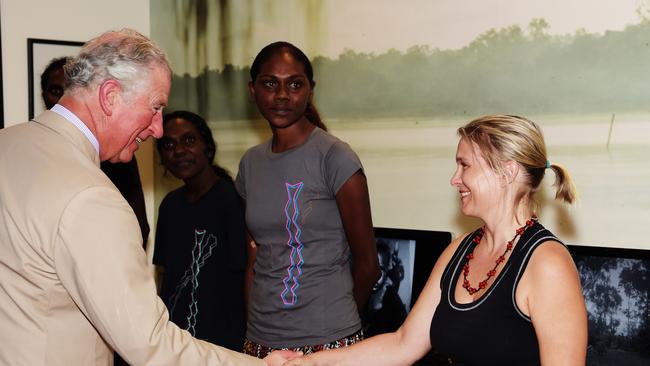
<box><xmin>27</xmin><ymin>38</ymin><xmax>84</xmax><ymax>120</ymax></box>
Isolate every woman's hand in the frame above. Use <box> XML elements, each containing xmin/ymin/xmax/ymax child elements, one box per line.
<box><xmin>264</xmin><ymin>350</ymin><xmax>303</xmax><ymax>366</ymax></box>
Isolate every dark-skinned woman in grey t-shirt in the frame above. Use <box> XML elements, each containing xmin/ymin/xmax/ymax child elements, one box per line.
<box><xmin>236</xmin><ymin>41</ymin><xmax>380</xmax><ymax>358</ymax></box>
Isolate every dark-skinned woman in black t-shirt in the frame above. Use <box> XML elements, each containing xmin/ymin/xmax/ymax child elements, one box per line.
<box><xmin>153</xmin><ymin>111</ymin><xmax>248</xmax><ymax>351</ymax></box>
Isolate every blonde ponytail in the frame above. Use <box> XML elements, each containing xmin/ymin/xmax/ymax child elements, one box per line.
<box><xmin>548</xmin><ymin>163</ymin><xmax>577</xmax><ymax>204</ymax></box>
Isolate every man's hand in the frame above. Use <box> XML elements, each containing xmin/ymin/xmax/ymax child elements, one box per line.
<box><xmin>263</xmin><ymin>350</ymin><xmax>302</xmax><ymax>366</ymax></box>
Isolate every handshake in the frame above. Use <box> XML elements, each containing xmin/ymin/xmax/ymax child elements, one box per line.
<box><xmin>264</xmin><ymin>350</ymin><xmax>315</xmax><ymax>366</ymax></box>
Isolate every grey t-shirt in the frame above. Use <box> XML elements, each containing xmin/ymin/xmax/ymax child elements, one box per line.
<box><xmin>235</xmin><ymin>127</ymin><xmax>363</xmax><ymax>347</ymax></box>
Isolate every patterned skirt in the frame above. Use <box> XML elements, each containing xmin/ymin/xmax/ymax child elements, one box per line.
<box><xmin>243</xmin><ymin>329</ymin><xmax>364</xmax><ymax>359</ymax></box>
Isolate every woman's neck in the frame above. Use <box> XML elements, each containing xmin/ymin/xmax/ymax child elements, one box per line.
<box><xmin>480</xmin><ymin>205</ymin><xmax>534</xmax><ymax>254</ymax></box>
<box><xmin>271</xmin><ymin>118</ymin><xmax>315</xmax><ymax>153</ymax></box>
<box><xmin>183</xmin><ymin>167</ymin><xmax>219</xmax><ymax>203</ymax></box>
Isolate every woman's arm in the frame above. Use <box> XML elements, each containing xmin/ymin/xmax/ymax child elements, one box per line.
<box><xmin>244</xmin><ymin>231</ymin><xmax>257</xmax><ymax>315</ymax></box>
<box><xmin>335</xmin><ymin>170</ymin><xmax>379</xmax><ymax>312</ymax></box>
<box><xmin>283</xmin><ymin>234</ymin><xmax>467</xmax><ymax>366</ymax></box>
<box><xmin>522</xmin><ymin>241</ymin><xmax>588</xmax><ymax>366</ymax></box>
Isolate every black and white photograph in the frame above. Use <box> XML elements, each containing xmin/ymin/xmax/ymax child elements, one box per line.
<box><xmin>571</xmin><ymin>247</ymin><xmax>650</xmax><ymax>366</ymax></box>
<box><xmin>27</xmin><ymin>38</ymin><xmax>83</xmax><ymax>120</ymax></box>
<box><xmin>364</xmin><ymin>237</ymin><xmax>415</xmax><ymax>337</ymax></box>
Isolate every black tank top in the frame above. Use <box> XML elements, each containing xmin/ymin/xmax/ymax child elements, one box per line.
<box><xmin>430</xmin><ymin>222</ymin><xmax>562</xmax><ymax>366</ymax></box>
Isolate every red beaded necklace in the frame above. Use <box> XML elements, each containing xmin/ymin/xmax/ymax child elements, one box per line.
<box><xmin>462</xmin><ymin>217</ymin><xmax>537</xmax><ymax>295</ymax></box>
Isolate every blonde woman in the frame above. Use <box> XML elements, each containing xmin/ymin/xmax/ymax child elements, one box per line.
<box><xmin>284</xmin><ymin>115</ymin><xmax>587</xmax><ymax>366</ymax></box>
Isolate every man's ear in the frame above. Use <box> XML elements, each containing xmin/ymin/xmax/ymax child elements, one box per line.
<box><xmin>98</xmin><ymin>80</ymin><xmax>122</xmax><ymax>116</ymax></box>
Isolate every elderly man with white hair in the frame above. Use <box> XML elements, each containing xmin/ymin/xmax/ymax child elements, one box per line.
<box><xmin>0</xmin><ymin>29</ymin><xmax>298</xmax><ymax>366</ymax></box>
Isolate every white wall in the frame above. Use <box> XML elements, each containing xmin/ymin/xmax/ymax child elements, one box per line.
<box><xmin>0</xmin><ymin>0</ymin><xmax>156</xmax><ymax>255</ymax></box>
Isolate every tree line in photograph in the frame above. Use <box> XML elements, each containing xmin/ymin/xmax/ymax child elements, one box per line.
<box><xmin>576</xmin><ymin>256</ymin><xmax>649</xmax><ymax>365</ymax></box>
<box><xmin>168</xmin><ymin>18</ymin><xmax>650</xmax><ymax>122</ymax></box>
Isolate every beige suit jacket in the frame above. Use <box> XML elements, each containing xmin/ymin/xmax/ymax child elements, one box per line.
<box><xmin>0</xmin><ymin>111</ymin><xmax>265</xmax><ymax>366</ymax></box>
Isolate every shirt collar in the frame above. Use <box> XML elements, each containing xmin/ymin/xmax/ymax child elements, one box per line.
<box><xmin>50</xmin><ymin>104</ymin><xmax>100</xmax><ymax>155</ymax></box>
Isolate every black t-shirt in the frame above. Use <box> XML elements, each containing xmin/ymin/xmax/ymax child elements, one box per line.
<box><xmin>154</xmin><ymin>178</ymin><xmax>247</xmax><ymax>351</ymax></box>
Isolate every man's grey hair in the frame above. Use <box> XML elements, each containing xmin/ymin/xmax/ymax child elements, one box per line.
<box><xmin>63</xmin><ymin>28</ymin><xmax>171</xmax><ymax>97</ymax></box>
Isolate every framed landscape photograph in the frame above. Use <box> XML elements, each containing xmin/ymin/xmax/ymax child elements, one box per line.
<box><xmin>568</xmin><ymin>245</ymin><xmax>650</xmax><ymax>366</ymax></box>
<box><xmin>27</xmin><ymin>38</ymin><xmax>84</xmax><ymax>120</ymax></box>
